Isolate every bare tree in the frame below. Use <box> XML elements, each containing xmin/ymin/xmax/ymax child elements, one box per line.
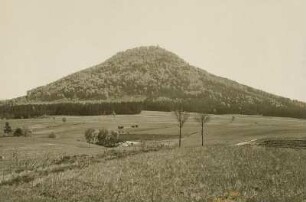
<box><xmin>195</xmin><ymin>114</ymin><xmax>210</xmax><ymax>146</ymax></box>
<box><xmin>174</xmin><ymin>110</ymin><xmax>189</xmax><ymax>147</ymax></box>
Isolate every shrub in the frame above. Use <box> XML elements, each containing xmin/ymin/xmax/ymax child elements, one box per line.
<box><xmin>97</xmin><ymin>128</ymin><xmax>120</xmax><ymax>147</ymax></box>
<box><xmin>48</xmin><ymin>132</ymin><xmax>56</xmax><ymax>138</ymax></box>
<box><xmin>85</xmin><ymin>128</ymin><xmax>120</xmax><ymax>147</ymax></box>
<box><xmin>85</xmin><ymin>128</ymin><xmax>96</xmax><ymax>144</ymax></box>
<box><xmin>97</xmin><ymin>128</ymin><xmax>108</xmax><ymax>145</ymax></box>
<box><xmin>12</xmin><ymin>127</ymin><xmax>32</xmax><ymax>137</ymax></box>
<box><xmin>62</xmin><ymin>117</ymin><xmax>67</xmax><ymax>123</ymax></box>
<box><xmin>13</xmin><ymin>128</ymin><xmax>23</xmax><ymax>137</ymax></box>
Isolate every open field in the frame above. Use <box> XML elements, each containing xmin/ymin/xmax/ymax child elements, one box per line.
<box><xmin>0</xmin><ymin>111</ymin><xmax>306</xmax><ymax>201</ymax></box>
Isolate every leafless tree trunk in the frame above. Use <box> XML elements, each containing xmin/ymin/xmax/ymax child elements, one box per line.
<box><xmin>174</xmin><ymin>110</ymin><xmax>189</xmax><ymax>147</ymax></box>
<box><xmin>201</xmin><ymin>120</ymin><xmax>204</xmax><ymax>146</ymax></box>
<box><xmin>195</xmin><ymin>114</ymin><xmax>210</xmax><ymax>146</ymax></box>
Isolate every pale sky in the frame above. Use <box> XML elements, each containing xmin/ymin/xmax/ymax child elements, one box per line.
<box><xmin>1</xmin><ymin>0</ymin><xmax>306</xmax><ymax>101</ymax></box>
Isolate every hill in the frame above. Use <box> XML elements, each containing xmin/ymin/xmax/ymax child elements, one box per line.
<box><xmin>4</xmin><ymin>46</ymin><xmax>306</xmax><ymax>118</ymax></box>
<box><xmin>26</xmin><ymin>46</ymin><xmax>277</xmax><ymax>101</ymax></box>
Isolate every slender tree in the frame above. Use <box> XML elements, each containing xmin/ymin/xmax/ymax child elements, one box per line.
<box><xmin>4</xmin><ymin>122</ymin><xmax>12</xmax><ymax>136</ymax></box>
<box><xmin>195</xmin><ymin>114</ymin><xmax>210</xmax><ymax>146</ymax></box>
<box><xmin>174</xmin><ymin>109</ymin><xmax>189</xmax><ymax>147</ymax></box>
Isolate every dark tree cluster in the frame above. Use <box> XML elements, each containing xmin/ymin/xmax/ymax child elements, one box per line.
<box><xmin>1</xmin><ymin>98</ymin><xmax>305</xmax><ymax>119</ymax></box>
<box><xmin>143</xmin><ymin>98</ymin><xmax>306</xmax><ymax>119</ymax></box>
<box><xmin>0</xmin><ymin>101</ymin><xmax>142</xmax><ymax>119</ymax></box>
<box><xmin>85</xmin><ymin>128</ymin><xmax>120</xmax><ymax>147</ymax></box>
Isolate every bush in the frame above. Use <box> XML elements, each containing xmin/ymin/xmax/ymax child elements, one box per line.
<box><xmin>97</xmin><ymin>128</ymin><xmax>120</xmax><ymax>147</ymax></box>
<box><xmin>84</xmin><ymin>128</ymin><xmax>97</xmax><ymax>144</ymax></box>
<box><xmin>13</xmin><ymin>128</ymin><xmax>23</xmax><ymax>137</ymax></box>
<box><xmin>62</xmin><ymin>117</ymin><xmax>67</xmax><ymax>123</ymax></box>
<box><xmin>97</xmin><ymin>128</ymin><xmax>108</xmax><ymax>145</ymax></box>
<box><xmin>85</xmin><ymin>128</ymin><xmax>120</xmax><ymax>147</ymax></box>
<box><xmin>12</xmin><ymin>127</ymin><xmax>32</xmax><ymax>137</ymax></box>
<box><xmin>48</xmin><ymin>132</ymin><xmax>56</xmax><ymax>138</ymax></box>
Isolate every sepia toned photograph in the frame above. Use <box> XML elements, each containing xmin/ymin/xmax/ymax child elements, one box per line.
<box><xmin>0</xmin><ymin>0</ymin><xmax>306</xmax><ymax>201</ymax></box>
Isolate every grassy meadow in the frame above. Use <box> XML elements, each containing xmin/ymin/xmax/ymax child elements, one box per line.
<box><xmin>0</xmin><ymin>111</ymin><xmax>306</xmax><ymax>201</ymax></box>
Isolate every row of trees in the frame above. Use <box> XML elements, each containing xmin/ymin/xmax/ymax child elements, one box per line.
<box><xmin>1</xmin><ymin>98</ymin><xmax>305</xmax><ymax>120</ymax></box>
<box><xmin>143</xmin><ymin>98</ymin><xmax>306</xmax><ymax>119</ymax></box>
<box><xmin>0</xmin><ymin>102</ymin><xmax>142</xmax><ymax>119</ymax></box>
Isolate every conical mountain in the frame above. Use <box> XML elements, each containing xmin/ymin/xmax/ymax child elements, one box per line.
<box><xmin>26</xmin><ymin>46</ymin><xmax>306</xmax><ymax>118</ymax></box>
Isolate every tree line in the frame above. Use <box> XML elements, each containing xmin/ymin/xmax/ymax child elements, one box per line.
<box><xmin>0</xmin><ymin>98</ymin><xmax>305</xmax><ymax>119</ymax></box>
<box><xmin>0</xmin><ymin>101</ymin><xmax>142</xmax><ymax>119</ymax></box>
<box><xmin>143</xmin><ymin>99</ymin><xmax>306</xmax><ymax>119</ymax></box>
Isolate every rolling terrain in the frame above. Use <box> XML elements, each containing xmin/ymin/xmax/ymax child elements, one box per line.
<box><xmin>1</xmin><ymin>111</ymin><xmax>305</xmax><ymax>157</ymax></box>
<box><xmin>0</xmin><ymin>112</ymin><xmax>306</xmax><ymax>201</ymax></box>
<box><xmin>1</xmin><ymin>47</ymin><xmax>306</xmax><ymax>201</ymax></box>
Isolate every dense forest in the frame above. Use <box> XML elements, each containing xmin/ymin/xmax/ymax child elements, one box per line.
<box><xmin>1</xmin><ymin>98</ymin><xmax>305</xmax><ymax>119</ymax></box>
<box><xmin>1</xmin><ymin>46</ymin><xmax>306</xmax><ymax>119</ymax></box>
<box><xmin>0</xmin><ymin>102</ymin><xmax>142</xmax><ymax>119</ymax></box>
<box><xmin>144</xmin><ymin>98</ymin><xmax>306</xmax><ymax>119</ymax></box>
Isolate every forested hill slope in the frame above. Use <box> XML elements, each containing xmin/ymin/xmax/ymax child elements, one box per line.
<box><xmin>20</xmin><ymin>46</ymin><xmax>306</xmax><ymax>118</ymax></box>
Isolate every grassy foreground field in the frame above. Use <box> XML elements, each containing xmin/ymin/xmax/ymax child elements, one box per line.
<box><xmin>0</xmin><ymin>111</ymin><xmax>305</xmax><ymax>201</ymax></box>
